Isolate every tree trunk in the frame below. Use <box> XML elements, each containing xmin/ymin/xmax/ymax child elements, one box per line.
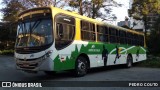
<box><xmin>79</xmin><ymin>0</ymin><xmax>83</xmax><ymax>15</ymax></box>
<box><xmin>54</xmin><ymin>0</ymin><xmax>57</xmax><ymax>6</ymax></box>
<box><xmin>92</xmin><ymin>3</ymin><xmax>96</xmax><ymax>19</ymax></box>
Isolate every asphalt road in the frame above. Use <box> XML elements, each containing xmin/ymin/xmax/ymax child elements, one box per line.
<box><xmin>0</xmin><ymin>55</ymin><xmax>160</xmax><ymax>90</ymax></box>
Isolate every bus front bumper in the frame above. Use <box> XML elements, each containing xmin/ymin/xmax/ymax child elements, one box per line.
<box><xmin>15</xmin><ymin>56</ymin><xmax>53</xmax><ymax>72</ymax></box>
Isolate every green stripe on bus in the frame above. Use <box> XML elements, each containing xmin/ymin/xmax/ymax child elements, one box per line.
<box><xmin>54</xmin><ymin>42</ymin><xmax>146</xmax><ymax>71</ymax></box>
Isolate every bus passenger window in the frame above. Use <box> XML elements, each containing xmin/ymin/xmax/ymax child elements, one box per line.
<box><xmin>56</xmin><ymin>23</ymin><xmax>64</xmax><ymax>39</ymax></box>
<box><xmin>109</xmin><ymin>28</ymin><xmax>117</xmax><ymax>43</ymax></box>
<box><xmin>55</xmin><ymin>14</ymin><xmax>75</xmax><ymax>50</ymax></box>
<box><xmin>140</xmin><ymin>35</ymin><xmax>144</xmax><ymax>46</ymax></box>
<box><xmin>81</xmin><ymin>20</ymin><xmax>95</xmax><ymax>41</ymax></box>
<box><xmin>81</xmin><ymin>21</ymin><xmax>89</xmax><ymax>30</ymax></box>
<box><xmin>97</xmin><ymin>25</ymin><xmax>108</xmax><ymax>43</ymax></box>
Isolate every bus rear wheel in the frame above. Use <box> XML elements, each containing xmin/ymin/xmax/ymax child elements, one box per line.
<box><xmin>75</xmin><ymin>56</ymin><xmax>88</xmax><ymax>77</ymax></box>
<box><xmin>126</xmin><ymin>55</ymin><xmax>133</xmax><ymax>68</ymax></box>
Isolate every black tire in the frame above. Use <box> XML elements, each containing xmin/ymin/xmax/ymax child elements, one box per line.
<box><xmin>44</xmin><ymin>71</ymin><xmax>56</xmax><ymax>76</ymax></box>
<box><xmin>75</xmin><ymin>56</ymin><xmax>88</xmax><ymax>77</ymax></box>
<box><xmin>126</xmin><ymin>55</ymin><xmax>133</xmax><ymax>68</ymax></box>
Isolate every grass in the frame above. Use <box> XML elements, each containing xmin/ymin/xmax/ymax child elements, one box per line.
<box><xmin>136</xmin><ymin>58</ymin><xmax>160</xmax><ymax>68</ymax></box>
<box><xmin>0</xmin><ymin>50</ymin><xmax>14</xmax><ymax>55</ymax></box>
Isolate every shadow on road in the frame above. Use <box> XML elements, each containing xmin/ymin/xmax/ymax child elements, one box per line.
<box><xmin>23</xmin><ymin>65</ymin><xmax>128</xmax><ymax>81</ymax></box>
<box><xmin>0</xmin><ymin>55</ymin><xmax>139</xmax><ymax>81</ymax></box>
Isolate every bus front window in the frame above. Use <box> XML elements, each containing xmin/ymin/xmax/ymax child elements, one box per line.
<box><xmin>16</xmin><ymin>19</ymin><xmax>53</xmax><ymax>48</ymax></box>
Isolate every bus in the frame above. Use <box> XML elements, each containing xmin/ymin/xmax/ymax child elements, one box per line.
<box><xmin>15</xmin><ymin>6</ymin><xmax>147</xmax><ymax>76</ymax></box>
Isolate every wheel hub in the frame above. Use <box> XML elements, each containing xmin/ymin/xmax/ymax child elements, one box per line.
<box><xmin>78</xmin><ymin>60</ymin><xmax>86</xmax><ymax>71</ymax></box>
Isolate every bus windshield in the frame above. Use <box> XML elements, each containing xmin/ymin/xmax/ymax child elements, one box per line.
<box><xmin>16</xmin><ymin>19</ymin><xmax>53</xmax><ymax>48</ymax></box>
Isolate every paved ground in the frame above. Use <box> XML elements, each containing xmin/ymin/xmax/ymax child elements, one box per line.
<box><xmin>0</xmin><ymin>55</ymin><xmax>160</xmax><ymax>90</ymax></box>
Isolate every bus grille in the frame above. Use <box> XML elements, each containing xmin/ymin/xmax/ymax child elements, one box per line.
<box><xmin>17</xmin><ymin>63</ymin><xmax>38</xmax><ymax>69</ymax></box>
<box><xmin>15</xmin><ymin>47</ymin><xmax>42</xmax><ymax>54</ymax></box>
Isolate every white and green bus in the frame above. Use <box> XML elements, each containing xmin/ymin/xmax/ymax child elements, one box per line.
<box><xmin>15</xmin><ymin>6</ymin><xmax>146</xmax><ymax>76</ymax></box>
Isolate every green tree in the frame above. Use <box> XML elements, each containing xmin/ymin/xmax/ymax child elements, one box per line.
<box><xmin>0</xmin><ymin>0</ymin><xmax>26</xmax><ymax>50</ymax></box>
<box><xmin>148</xmin><ymin>15</ymin><xmax>160</xmax><ymax>55</ymax></box>
<box><xmin>21</xmin><ymin>0</ymin><xmax>70</xmax><ymax>8</ymax></box>
<box><xmin>129</xmin><ymin>0</ymin><xmax>160</xmax><ymax>37</ymax></box>
<box><xmin>1</xmin><ymin>0</ymin><xmax>26</xmax><ymax>23</ymax></box>
<box><xmin>69</xmin><ymin>0</ymin><xmax>121</xmax><ymax>20</ymax></box>
<box><xmin>1</xmin><ymin>0</ymin><xmax>69</xmax><ymax>22</ymax></box>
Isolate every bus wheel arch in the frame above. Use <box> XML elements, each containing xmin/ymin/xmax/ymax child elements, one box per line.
<box><xmin>126</xmin><ymin>53</ymin><xmax>133</xmax><ymax>68</ymax></box>
<box><xmin>74</xmin><ymin>53</ymin><xmax>90</xmax><ymax>77</ymax></box>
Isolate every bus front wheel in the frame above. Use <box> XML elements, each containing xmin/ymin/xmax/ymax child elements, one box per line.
<box><xmin>75</xmin><ymin>56</ymin><xmax>88</xmax><ymax>77</ymax></box>
<box><xmin>126</xmin><ymin>55</ymin><xmax>133</xmax><ymax>68</ymax></box>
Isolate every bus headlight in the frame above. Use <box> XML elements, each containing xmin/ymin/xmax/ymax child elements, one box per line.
<box><xmin>46</xmin><ymin>50</ymin><xmax>53</xmax><ymax>57</ymax></box>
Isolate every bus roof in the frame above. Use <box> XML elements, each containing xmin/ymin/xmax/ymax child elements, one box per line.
<box><xmin>19</xmin><ymin>6</ymin><xmax>144</xmax><ymax>36</ymax></box>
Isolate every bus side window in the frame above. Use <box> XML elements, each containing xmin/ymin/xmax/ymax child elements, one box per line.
<box><xmin>116</xmin><ymin>29</ymin><xmax>119</xmax><ymax>43</ymax></box>
<box><xmin>135</xmin><ymin>34</ymin><xmax>138</xmax><ymax>46</ymax></box>
<box><xmin>105</xmin><ymin>27</ymin><xmax>109</xmax><ymax>42</ymax></box>
<box><xmin>130</xmin><ymin>33</ymin><xmax>134</xmax><ymax>45</ymax></box>
<box><xmin>90</xmin><ymin>23</ymin><xmax>96</xmax><ymax>41</ymax></box>
<box><xmin>81</xmin><ymin>21</ymin><xmax>89</xmax><ymax>30</ymax></box>
<box><xmin>119</xmin><ymin>30</ymin><xmax>126</xmax><ymax>44</ymax></box>
<box><xmin>109</xmin><ymin>28</ymin><xmax>117</xmax><ymax>43</ymax></box>
<box><xmin>140</xmin><ymin>35</ymin><xmax>144</xmax><ymax>46</ymax></box>
<box><xmin>124</xmin><ymin>31</ymin><xmax>127</xmax><ymax>44</ymax></box>
<box><xmin>136</xmin><ymin>35</ymin><xmax>139</xmax><ymax>46</ymax></box>
<box><xmin>127</xmin><ymin>32</ymin><xmax>131</xmax><ymax>45</ymax></box>
<box><xmin>81</xmin><ymin>20</ymin><xmax>95</xmax><ymax>41</ymax></box>
<box><xmin>97</xmin><ymin>25</ymin><xmax>108</xmax><ymax>42</ymax></box>
<box><xmin>56</xmin><ymin>23</ymin><xmax>64</xmax><ymax>39</ymax></box>
<box><xmin>55</xmin><ymin>14</ymin><xmax>75</xmax><ymax>50</ymax></box>
<box><xmin>132</xmin><ymin>34</ymin><xmax>136</xmax><ymax>46</ymax></box>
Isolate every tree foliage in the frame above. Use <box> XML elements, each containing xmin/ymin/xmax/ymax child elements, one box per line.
<box><xmin>0</xmin><ymin>22</ymin><xmax>16</xmax><ymax>50</ymax></box>
<box><xmin>0</xmin><ymin>0</ymin><xmax>26</xmax><ymax>50</ymax></box>
<box><xmin>129</xmin><ymin>0</ymin><xmax>160</xmax><ymax>36</ymax></box>
<box><xmin>20</xmin><ymin>0</ymin><xmax>70</xmax><ymax>8</ymax></box>
<box><xmin>130</xmin><ymin>0</ymin><xmax>160</xmax><ymax>16</ymax></box>
<box><xmin>1</xmin><ymin>0</ymin><xmax>26</xmax><ymax>23</ymax></box>
<box><xmin>1</xmin><ymin>0</ymin><xmax>70</xmax><ymax>22</ymax></box>
<box><xmin>147</xmin><ymin>15</ymin><xmax>160</xmax><ymax>55</ymax></box>
<box><xmin>1</xmin><ymin>0</ymin><xmax>121</xmax><ymax>22</ymax></box>
<box><xmin>69</xmin><ymin>0</ymin><xmax>121</xmax><ymax>20</ymax></box>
